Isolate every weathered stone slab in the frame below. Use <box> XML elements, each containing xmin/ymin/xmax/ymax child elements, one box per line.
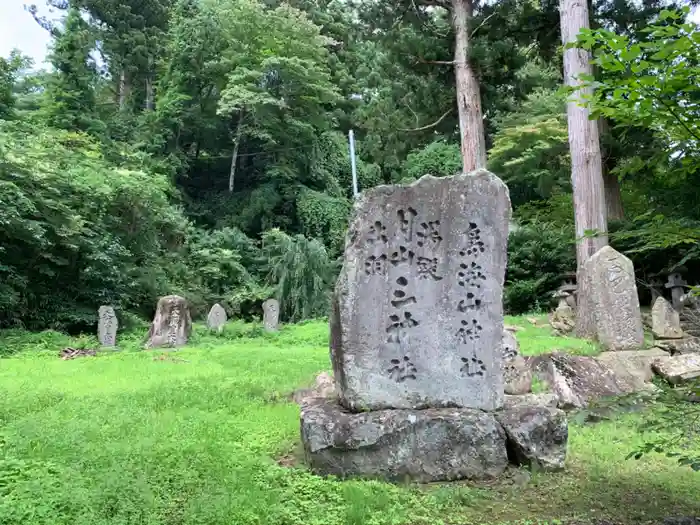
<box><xmin>98</xmin><ymin>305</ymin><xmax>118</xmax><ymax>348</ymax></box>
<box><xmin>529</xmin><ymin>352</ymin><xmax>641</xmax><ymax>409</ymax></box>
<box><xmin>331</xmin><ymin>170</ymin><xmax>511</xmax><ymax>411</ymax></box>
<box><xmin>596</xmin><ymin>349</ymin><xmax>670</xmax><ymax>387</ymax></box>
<box><xmin>300</xmin><ymin>399</ymin><xmax>508</xmax><ymax>481</ymax></box>
<box><xmin>652</xmin><ymin>354</ymin><xmax>700</xmax><ymax>384</ymax></box>
<box><xmin>263</xmin><ymin>298</ymin><xmax>280</xmax><ymax>332</ymax></box>
<box><xmin>145</xmin><ymin>295</ymin><xmax>192</xmax><ymax>349</ymax></box>
<box><xmin>207</xmin><ymin>303</ymin><xmax>227</xmax><ymax>332</ymax></box>
<box><xmin>654</xmin><ymin>337</ymin><xmax>700</xmax><ymax>355</ymax></box>
<box><xmin>504</xmin><ymin>393</ymin><xmax>558</xmax><ymax>409</ymax></box>
<box><xmin>580</xmin><ymin>246</ymin><xmax>643</xmax><ymax>351</ymax></box>
<box><xmin>495</xmin><ymin>406</ymin><xmax>568</xmax><ymax>471</ymax></box>
<box><xmin>652</xmin><ymin>297</ymin><xmax>684</xmax><ymax>339</ymax></box>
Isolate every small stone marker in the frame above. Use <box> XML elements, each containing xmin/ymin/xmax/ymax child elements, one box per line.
<box><xmin>146</xmin><ymin>295</ymin><xmax>192</xmax><ymax>349</ymax></box>
<box><xmin>580</xmin><ymin>246</ymin><xmax>643</xmax><ymax>351</ymax></box>
<box><xmin>98</xmin><ymin>305</ymin><xmax>118</xmax><ymax>348</ymax></box>
<box><xmin>665</xmin><ymin>272</ymin><xmax>688</xmax><ymax>311</ymax></box>
<box><xmin>263</xmin><ymin>298</ymin><xmax>280</xmax><ymax>332</ymax></box>
<box><xmin>330</xmin><ymin>170</ymin><xmax>511</xmax><ymax>411</ymax></box>
<box><xmin>502</xmin><ymin>329</ymin><xmax>531</xmax><ymax>395</ymax></box>
<box><xmin>502</xmin><ymin>329</ymin><xmax>519</xmax><ymax>361</ymax></box>
<box><xmin>207</xmin><ymin>303</ymin><xmax>227</xmax><ymax>333</ymax></box>
<box><xmin>651</xmin><ymin>297</ymin><xmax>684</xmax><ymax>339</ymax></box>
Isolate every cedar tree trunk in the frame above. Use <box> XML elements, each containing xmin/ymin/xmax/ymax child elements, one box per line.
<box><xmin>560</xmin><ymin>0</ymin><xmax>608</xmax><ymax>338</ymax></box>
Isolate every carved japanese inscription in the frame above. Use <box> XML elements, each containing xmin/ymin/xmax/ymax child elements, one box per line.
<box><xmin>98</xmin><ymin>305</ymin><xmax>118</xmax><ymax>348</ymax></box>
<box><xmin>580</xmin><ymin>246</ymin><xmax>643</xmax><ymax>351</ymax></box>
<box><xmin>330</xmin><ymin>170</ymin><xmax>511</xmax><ymax>411</ymax></box>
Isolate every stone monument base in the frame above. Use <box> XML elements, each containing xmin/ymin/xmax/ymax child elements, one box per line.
<box><xmin>300</xmin><ymin>399</ymin><xmax>567</xmax><ymax>482</ymax></box>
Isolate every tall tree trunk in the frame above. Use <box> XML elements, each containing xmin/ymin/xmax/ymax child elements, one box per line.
<box><xmin>598</xmin><ymin>117</ymin><xmax>624</xmax><ymax>221</ymax></box>
<box><xmin>119</xmin><ymin>69</ymin><xmax>131</xmax><ymax>111</ymax></box>
<box><xmin>560</xmin><ymin>0</ymin><xmax>608</xmax><ymax>338</ymax></box>
<box><xmin>145</xmin><ymin>57</ymin><xmax>155</xmax><ymax>111</ymax></box>
<box><xmin>145</xmin><ymin>76</ymin><xmax>154</xmax><ymax>111</ymax></box>
<box><xmin>228</xmin><ymin>113</ymin><xmax>244</xmax><ymax>193</ymax></box>
<box><xmin>451</xmin><ymin>0</ymin><xmax>486</xmax><ymax>173</ymax></box>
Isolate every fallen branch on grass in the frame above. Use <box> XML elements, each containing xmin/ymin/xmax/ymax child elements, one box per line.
<box><xmin>60</xmin><ymin>347</ymin><xmax>97</xmax><ymax>360</ymax></box>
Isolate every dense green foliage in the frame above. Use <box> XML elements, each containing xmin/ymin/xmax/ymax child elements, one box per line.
<box><xmin>1</xmin><ymin>0</ymin><xmax>699</xmax><ymax>328</ymax></box>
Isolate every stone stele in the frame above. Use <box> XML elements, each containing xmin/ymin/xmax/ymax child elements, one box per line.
<box><xmin>98</xmin><ymin>305</ymin><xmax>118</xmax><ymax>347</ymax></box>
<box><xmin>580</xmin><ymin>246</ymin><xmax>643</xmax><ymax>351</ymax></box>
<box><xmin>146</xmin><ymin>295</ymin><xmax>192</xmax><ymax>349</ymax></box>
<box><xmin>207</xmin><ymin>303</ymin><xmax>227</xmax><ymax>332</ymax></box>
<box><xmin>651</xmin><ymin>296</ymin><xmax>684</xmax><ymax>339</ymax></box>
<box><xmin>263</xmin><ymin>298</ymin><xmax>280</xmax><ymax>332</ymax></box>
<box><xmin>331</xmin><ymin>170</ymin><xmax>511</xmax><ymax>411</ymax></box>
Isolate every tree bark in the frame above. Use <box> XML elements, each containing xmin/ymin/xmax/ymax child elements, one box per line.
<box><xmin>451</xmin><ymin>0</ymin><xmax>486</xmax><ymax>173</ymax></box>
<box><xmin>145</xmin><ymin>76</ymin><xmax>154</xmax><ymax>111</ymax></box>
<box><xmin>145</xmin><ymin>57</ymin><xmax>155</xmax><ymax>112</ymax></box>
<box><xmin>228</xmin><ymin>113</ymin><xmax>244</xmax><ymax>193</ymax></box>
<box><xmin>560</xmin><ymin>0</ymin><xmax>608</xmax><ymax>338</ymax></box>
<box><xmin>598</xmin><ymin>117</ymin><xmax>624</xmax><ymax>221</ymax></box>
<box><xmin>119</xmin><ymin>69</ymin><xmax>131</xmax><ymax>111</ymax></box>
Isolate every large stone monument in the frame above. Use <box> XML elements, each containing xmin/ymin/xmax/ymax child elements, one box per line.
<box><xmin>579</xmin><ymin>246</ymin><xmax>643</xmax><ymax>351</ymax></box>
<box><xmin>146</xmin><ymin>295</ymin><xmax>192</xmax><ymax>349</ymax></box>
<box><xmin>331</xmin><ymin>171</ymin><xmax>510</xmax><ymax>412</ymax></box>
<box><xmin>98</xmin><ymin>305</ymin><xmax>118</xmax><ymax>348</ymax></box>
<box><xmin>301</xmin><ymin>171</ymin><xmax>568</xmax><ymax>482</ymax></box>
<box><xmin>207</xmin><ymin>303</ymin><xmax>227</xmax><ymax>333</ymax></box>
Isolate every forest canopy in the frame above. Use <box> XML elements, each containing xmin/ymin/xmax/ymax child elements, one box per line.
<box><xmin>1</xmin><ymin>0</ymin><xmax>699</xmax><ymax>330</ymax></box>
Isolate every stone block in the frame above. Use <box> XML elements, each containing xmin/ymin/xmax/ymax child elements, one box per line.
<box><xmin>495</xmin><ymin>405</ymin><xmax>568</xmax><ymax>472</ymax></box>
<box><xmin>652</xmin><ymin>354</ymin><xmax>700</xmax><ymax>384</ymax></box>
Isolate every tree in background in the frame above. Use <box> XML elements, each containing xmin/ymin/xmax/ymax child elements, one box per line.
<box><xmin>578</xmin><ymin>6</ymin><xmax>700</xmax><ymax>261</ymax></box>
<box><xmin>0</xmin><ymin>52</ymin><xmax>32</xmax><ymax>119</ymax></box>
<box><xmin>42</xmin><ymin>7</ymin><xmax>101</xmax><ymax>134</ymax></box>
<box><xmin>214</xmin><ymin>0</ymin><xmax>341</xmax><ymax>193</ymax></box>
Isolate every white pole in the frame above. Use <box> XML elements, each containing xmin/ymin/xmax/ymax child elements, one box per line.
<box><xmin>349</xmin><ymin>129</ymin><xmax>358</xmax><ymax>197</ymax></box>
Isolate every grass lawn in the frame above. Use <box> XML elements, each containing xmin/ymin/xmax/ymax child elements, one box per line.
<box><xmin>0</xmin><ymin>317</ymin><xmax>698</xmax><ymax>525</ymax></box>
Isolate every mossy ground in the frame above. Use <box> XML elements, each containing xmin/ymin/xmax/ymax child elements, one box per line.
<box><xmin>0</xmin><ymin>317</ymin><xmax>697</xmax><ymax>525</ymax></box>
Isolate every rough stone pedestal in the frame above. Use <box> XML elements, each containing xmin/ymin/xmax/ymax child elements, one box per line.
<box><xmin>300</xmin><ymin>398</ymin><xmax>508</xmax><ymax>482</ymax></box>
<box><xmin>300</xmin><ymin>397</ymin><xmax>569</xmax><ymax>480</ymax></box>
